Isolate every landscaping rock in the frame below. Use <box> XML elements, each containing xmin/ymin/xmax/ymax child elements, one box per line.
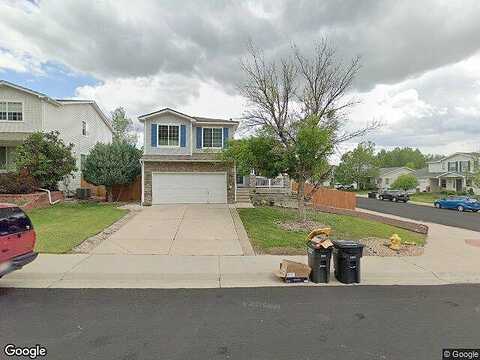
<box><xmin>357</xmin><ymin>237</ymin><xmax>424</xmax><ymax>257</ymax></box>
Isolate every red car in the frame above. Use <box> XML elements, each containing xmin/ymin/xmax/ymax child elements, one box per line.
<box><xmin>0</xmin><ymin>204</ymin><xmax>38</xmax><ymax>278</ymax></box>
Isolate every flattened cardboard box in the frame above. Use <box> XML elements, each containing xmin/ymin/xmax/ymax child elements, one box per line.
<box><xmin>275</xmin><ymin>260</ymin><xmax>311</xmax><ymax>280</ymax></box>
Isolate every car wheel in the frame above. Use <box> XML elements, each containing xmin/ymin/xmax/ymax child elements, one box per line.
<box><xmin>457</xmin><ymin>205</ymin><xmax>464</xmax><ymax>212</ymax></box>
<box><xmin>435</xmin><ymin>202</ymin><xmax>441</xmax><ymax>209</ymax></box>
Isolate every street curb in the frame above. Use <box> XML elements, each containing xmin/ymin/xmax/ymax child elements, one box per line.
<box><xmin>230</xmin><ymin>206</ymin><xmax>255</xmax><ymax>256</ymax></box>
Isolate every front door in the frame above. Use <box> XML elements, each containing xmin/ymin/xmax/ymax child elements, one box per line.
<box><xmin>455</xmin><ymin>178</ymin><xmax>463</xmax><ymax>192</ymax></box>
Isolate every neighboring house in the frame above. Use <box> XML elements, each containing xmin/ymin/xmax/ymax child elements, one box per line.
<box><xmin>139</xmin><ymin>108</ymin><xmax>239</xmax><ymax>205</ymax></box>
<box><xmin>0</xmin><ymin>80</ymin><xmax>113</xmax><ymax>190</ymax></box>
<box><xmin>414</xmin><ymin>152</ymin><xmax>480</xmax><ymax>194</ymax></box>
<box><xmin>377</xmin><ymin>167</ymin><xmax>415</xmax><ymax>190</ymax></box>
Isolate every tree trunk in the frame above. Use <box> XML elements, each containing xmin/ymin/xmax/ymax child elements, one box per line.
<box><xmin>297</xmin><ymin>179</ymin><xmax>306</xmax><ymax>221</ymax></box>
<box><xmin>106</xmin><ymin>186</ymin><xmax>113</xmax><ymax>202</ymax></box>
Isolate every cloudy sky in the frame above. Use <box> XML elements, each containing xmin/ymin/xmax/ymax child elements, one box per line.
<box><xmin>1</xmin><ymin>0</ymin><xmax>480</xmax><ymax>157</ymax></box>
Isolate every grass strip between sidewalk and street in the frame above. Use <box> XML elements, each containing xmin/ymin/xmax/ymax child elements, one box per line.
<box><xmin>27</xmin><ymin>202</ymin><xmax>128</xmax><ymax>253</ymax></box>
<box><xmin>238</xmin><ymin>206</ymin><xmax>426</xmax><ymax>254</ymax></box>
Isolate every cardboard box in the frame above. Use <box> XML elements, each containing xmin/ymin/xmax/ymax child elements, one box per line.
<box><xmin>275</xmin><ymin>260</ymin><xmax>311</xmax><ymax>282</ymax></box>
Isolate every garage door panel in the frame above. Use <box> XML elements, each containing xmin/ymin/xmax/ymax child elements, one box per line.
<box><xmin>152</xmin><ymin>173</ymin><xmax>227</xmax><ymax>204</ymax></box>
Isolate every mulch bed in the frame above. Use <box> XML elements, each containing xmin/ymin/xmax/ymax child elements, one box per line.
<box><xmin>357</xmin><ymin>237</ymin><xmax>423</xmax><ymax>257</ymax></box>
<box><xmin>273</xmin><ymin>221</ymin><xmax>424</xmax><ymax>257</ymax></box>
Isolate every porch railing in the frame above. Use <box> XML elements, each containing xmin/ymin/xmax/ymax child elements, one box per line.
<box><xmin>255</xmin><ymin>176</ymin><xmax>284</xmax><ymax>188</ymax></box>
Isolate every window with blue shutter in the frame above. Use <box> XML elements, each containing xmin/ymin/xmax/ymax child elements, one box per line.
<box><xmin>223</xmin><ymin>127</ymin><xmax>229</xmax><ymax>148</ymax></box>
<box><xmin>196</xmin><ymin>127</ymin><xmax>202</xmax><ymax>148</ymax></box>
<box><xmin>180</xmin><ymin>125</ymin><xmax>186</xmax><ymax>147</ymax></box>
<box><xmin>151</xmin><ymin>123</ymin><xmax>157</xmax><ymax>147</ymax></box>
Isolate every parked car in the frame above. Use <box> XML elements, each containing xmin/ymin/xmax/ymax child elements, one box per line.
<box><xmin>434</xmin><ymin>196</ymin><xmax>480</xmax><ymax>212</ymax></box>
<box><xmin>0</xmin><ymin>204</ymin><xmax>38</xmax><ymax>278</ymax></box>
<box><xmin>378</xmin><ymin>190</ymin><xmax>409</xmax><ymax>202</ymax></box>
<box><xmin>335</xmin><ymin>184</ymin><xmax>355</xmax><ymax>191</ymax></box>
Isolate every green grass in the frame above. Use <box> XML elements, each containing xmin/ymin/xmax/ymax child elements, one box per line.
<box><xmin>27</xmin><ymin>203</ymin><xmax>128</xmax><ymax>253</ymax></box>
<box><xmin>409</xmin><ymin>192</ymin><xmax>443</xmax><ymax>203</ymax></box>
<box><xmin>238</xmin><ymin>207</ymin><xmax>426</xmax><ymax>254</ymax></box>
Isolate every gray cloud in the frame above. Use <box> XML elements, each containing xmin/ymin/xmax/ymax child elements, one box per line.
<box><xmin>3</xmin><ymin>0</ymin><xmax>480</xmax><ymax>90</ymax></box>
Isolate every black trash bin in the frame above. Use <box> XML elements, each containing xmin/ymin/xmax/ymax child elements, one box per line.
<box><xmin>332</xmin><ymin>240</ymin><xmax>364</xmax><ymax>284</ymax></box>
<box><xmin>368</xmin><ymin>191</ymin><xmax>377</xmax><ymax>199</ymax></box>
<box><xmin>307</xmin><ymin>242</ymin><xmax>333</xmax><ymax>283</ymax></box>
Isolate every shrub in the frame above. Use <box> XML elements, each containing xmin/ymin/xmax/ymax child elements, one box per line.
<box><xmin>15</xmin><ymin>131</ymin><xmax>77</xmax><ymax>190</ymax></box>
<box><xmin>0</xmin><ymin>172</ymin><xmax>38</xmax><ymax>194</ymax></box>
<box><xmin>82</xmin><ymin>141</ymin><xmax>142</xmax><ymax>201</ymax></box>
<box><xmin>391</xmin><ymin>174</ymin><xmax>419</xmax><ymax>191</ymax></box>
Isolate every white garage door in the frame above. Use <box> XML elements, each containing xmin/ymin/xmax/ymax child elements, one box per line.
<box><xmin>152</xmin><ymin>172</ymin><xmax>227</xmax><ymax>204</ymax></box>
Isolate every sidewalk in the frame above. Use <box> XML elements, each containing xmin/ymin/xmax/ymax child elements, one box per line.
<box><xmin>2</xmin><ymin>211</ymin><xmax>480</xmax><ymax>289</ymax></box>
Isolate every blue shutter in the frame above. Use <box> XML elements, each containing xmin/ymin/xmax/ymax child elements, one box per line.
<box><xmin>196</xmin><ymin>127</ymin><xmax>202</xmax><ymax>149</ymax></box>
<box><xmin>180</xmin><ymin>125</ymin><xmax>186</xmax><ymax>147</ymax></box>
<box><xmin>223</xmin><ymin>127</ymin><xmax>229</xmax><ymax>148</ymax></box>
<box><xmin>151</xmin><ymin>123</ymin><xmax>157</xmax><ymax>147</ymax></box>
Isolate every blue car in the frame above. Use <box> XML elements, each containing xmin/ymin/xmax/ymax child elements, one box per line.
<box><xmin>434</xmin><ymin>196</ymin><xmax>480</xmax><ymax>212</ymax></box>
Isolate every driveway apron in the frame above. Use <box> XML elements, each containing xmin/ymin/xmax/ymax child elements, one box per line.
<box><xmin>92</xmin><ymin>204</ymin><xmax>243</xmax><ymax>256</ymax></box>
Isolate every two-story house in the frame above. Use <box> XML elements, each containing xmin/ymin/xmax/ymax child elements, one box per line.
<box><xmin>413</xmin><ymin>152</ymin><xmax>479</xmax><ymax>194</ymax></box>
<box><xmin>0</xmin><ymin>80</ymin><xmax>113</xmax><ymax>190</ymax></box>
<box><xmin>139</xmin><ymin>108</ymin><xmax>238</xmax><ymax>205</ymax></box>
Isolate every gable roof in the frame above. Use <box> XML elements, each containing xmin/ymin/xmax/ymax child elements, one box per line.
<box><xmin>57</xmin><ymin>100</ymin><xmax>113</xmax><ymax>131</ymax></box>
<box><xmin>378</xmin><ymin>167</ymin><xmax>414</xmax><ymax>177</ymax></box>
<box><xmin>138</xmin><ymin>107</ymin><xmax>239</xmax><ymax>127</ymax></box>
<box><xmin>427</xmin><ymin>152</ymin><xmax>479</xmax><ymax>163</ymax></box>
<box><xmin>0</xmin><ymin>80</ymin><xmax>113</xmax><ymax>131</ymax></box>
<box><xmin>0</xmin><ymin>79</ymin><xmax>61</xmax><ymax>106</ymax></box>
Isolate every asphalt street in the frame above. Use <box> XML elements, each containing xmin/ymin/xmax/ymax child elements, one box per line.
<box><xmin>357</xmin><ymin>197</ymin><xmax>480</xmax><ymax>231</ymax></box>
<box><xmin>1</xmin><ymin>285</ymin><xmax>480</xmax><ymax>360</ymax></box>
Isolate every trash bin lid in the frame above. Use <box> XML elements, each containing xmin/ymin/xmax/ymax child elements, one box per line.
<box><xmin>332</xmin><ymin>240</ymin><xmax>364</xmax><ymax>249</ymax></box>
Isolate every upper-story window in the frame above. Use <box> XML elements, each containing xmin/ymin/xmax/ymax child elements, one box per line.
<box><xmin>0</xmin><ymin>102</ymin><xmax>23</xmax><ymax>121</ymax></box>
<box><xmin>158</xmin><ymin>125</ymin><xmax>179</xmax><ymax>146</ymax></box>
<box><xmin>203</xmin><ymin>128</ymin><xmax>223</xmax><ymax>148</ymax></box>
<box><xmin>459</xmin><ymin>161</ymin><xmax>470</xmax><ymax>172</ymax></box>
<box><xmin>82</xmin><ymin>121</ymin><xmax>88</xmax><ymax>136</ymax></box>
<box><xmin>447</xmin><ymin>161</ymin><xmax>457</xmax><ymax>172</ymax></box>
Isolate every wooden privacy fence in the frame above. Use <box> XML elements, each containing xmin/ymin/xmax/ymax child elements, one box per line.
<box><xmin>112</xmin><ymin>175</ymin><xmax>142</xmax><ymax>202</ymax></box>
<box><xmin>292</xmin><ymin>182</ymin><xmax>356</xmax><ymax>210</ymax></box>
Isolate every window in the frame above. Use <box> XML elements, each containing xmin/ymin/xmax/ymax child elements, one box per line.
<box><xmin>203</xmin><ymin>128</ymin><xmax>223</xmax><ymax>148</ymax></box>
<box><xmin>0</xmin><ymin>207</ymin><xmax>32</xmax><ymax>236</ymax></box>
<box><xmin>80</xmin><ymin>154</ymin><xmax>87</xmax><ymax>171</ymax></box>
<box><xmin>157</xmin><ymin>125</ymin><xmax>179</xmax><ymax>146</ymax></box>
<box><xmin>0</xmin><ymin>146</ymin><xmax>6</xmax><ymax>170</ymax></box>
<box><xmin>82</xmin><ymin>121</ymin><xmax>88</xmax><ymax>136</ymax></box>
<box><xmin>0</xmin><ymin>102</ymin><xmax>23</xmax><ymax>121</ymax></box>
<box><xmin>466</xmin><ymin>178</ymin><xmax>472</xmax><ymax>187</ymax></box>
<box><xmin>459</xmin><ymin>161</ymin><xmax>470</xmax><ymax>172</ymax></box>
<box><xmin>447</xmin><ymin>161</ymin><xmax>457</xmax><ymax>172</ymax></box>
<box><xmin>441</xmin><ymin>179</ymin><xmax>447</xmax><ymax>188</ymax></box>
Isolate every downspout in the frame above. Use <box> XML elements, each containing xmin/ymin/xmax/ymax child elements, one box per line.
<box><xmin>37</xmin><ymin>188</ymin><xmax>61</xmax><ymax>205</ymax></box>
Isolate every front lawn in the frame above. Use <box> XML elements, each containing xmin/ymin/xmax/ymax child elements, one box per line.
<box><xmin>238</xmin><ymin>207</ymin><xmax>426</xmax><ymax>254</ymax></box>
<box><xmin>409</xmin><ymin>192</ymin><xmax>443</xmax><ymax>204</ymax></box>
<box><xmin>27</xmin><ymin>202</ymin><xmax>128</xmax><ymax>253</ymax></box>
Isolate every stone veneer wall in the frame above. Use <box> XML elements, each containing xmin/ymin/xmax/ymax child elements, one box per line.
<box><xmin>143</xmin><ymin>161</ymin><xmax>235</xmax><ymax>205</ymax></box>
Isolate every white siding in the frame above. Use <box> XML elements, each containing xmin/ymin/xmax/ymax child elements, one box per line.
<box><xmin>144</xmin><ymin>114</ymin><xmax>191</xmax><ymax>156</ymax></box>
<box><xmin>429</xmin><ymin>153</ymin><xmax>476</xmax><ymax>173</ymax></box>
<box><xmin>44</xmin><ymin>103</ymin><xmax>112</xmax><ymax>189</ymax></box>
<box><xmin>0</xmin><ymin>86</ymin><xmax>43</xmax><ymax>133</ymax></box>
<box><xmin>428</xmin><ymin>162</ymin><xmax>443</xmax><ymax>172</ymax></box>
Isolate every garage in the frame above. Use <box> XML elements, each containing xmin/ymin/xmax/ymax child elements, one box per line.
<box><xmin>152</xmin><ymin>172</ymin><xmax>227</xmax><ymax>204</ymax></box>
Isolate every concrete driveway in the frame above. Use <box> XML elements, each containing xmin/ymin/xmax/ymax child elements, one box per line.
<box><xmin>92</xmin><ymin>204</ymin><xmax>244</xmax><ymax>255</ymax></box>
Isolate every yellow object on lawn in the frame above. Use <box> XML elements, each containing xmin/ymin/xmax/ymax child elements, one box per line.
<box><xmin>389</xmin><ymin>233</ymin><xmax>402</xmax><ymax>251</ymax></box>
